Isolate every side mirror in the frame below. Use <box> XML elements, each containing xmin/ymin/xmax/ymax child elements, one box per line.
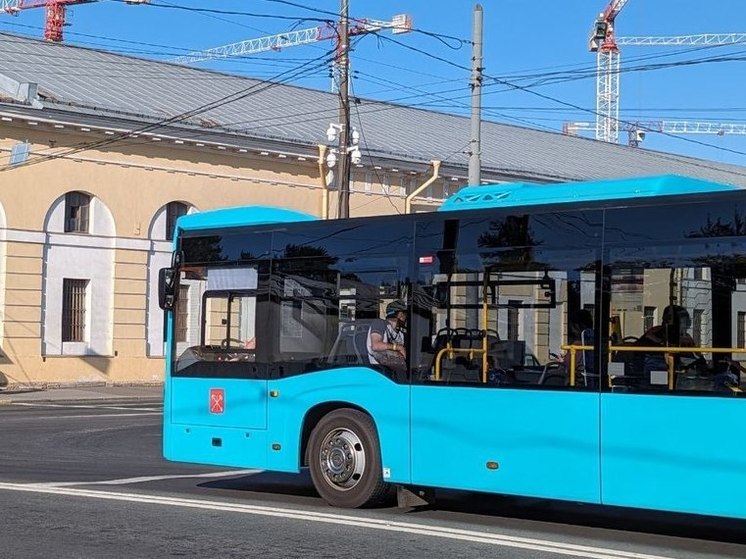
<box><xmin>158</xmin><ymin>267</ymin><xmax>177</xmax><ymax>310</ymax></box>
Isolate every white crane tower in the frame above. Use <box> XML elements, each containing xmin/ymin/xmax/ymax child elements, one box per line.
<box><xmin>589</xmin><ymin>0</ymin><xmax>629</xmax><ymax>144</ymax></box>
<box><xmin>589</xmin><ymin>0</ymin><xmax>746</xmax><ymax>144</ymax></box>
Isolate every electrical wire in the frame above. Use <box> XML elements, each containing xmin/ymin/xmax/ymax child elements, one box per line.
<box><xmin>3</xmin><ymin>19</ymin><xmax>746</xmax><ymax>176</ymax></box>
<box><xmin>368</xmin><ymin>31</ymin><xmax>746</xmax><ymax>162</ymax></box>
<box><xmin>0</xmin><ymin>46</ymin><xmax>338</xmax><ymax>172</ymax></box>
<box><xmin>109</xmin><ymin>0</ymin><xmax>333</xmax><ymax>25</ymax></box>
<box><xmin>255</xmin><ymin>0</ymin><xmax>472</xmax><ymax>47</ymax></box>
<box><xmin>348</xmin><ymin>79</ymin><xmax>401</xmax><ymax>214</ymax></box>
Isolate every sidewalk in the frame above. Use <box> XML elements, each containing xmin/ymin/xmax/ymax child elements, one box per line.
<box><xmin>0</xmin><ymin>384</ymin><xmax>163</xmax><ymax>404</ymax></box>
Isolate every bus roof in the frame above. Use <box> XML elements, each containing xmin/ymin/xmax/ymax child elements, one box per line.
<box><xmin>177</xmin><ymin>205</ymin><xmax>316</xmax><ymax>232</ymax></box>
<box><xmin>176</xmin><ymin>175</ymin><xmax>743</xmax><ymax>232</ymax></box>
<box><xmin>438</xmin><ymin>174</ymin><xmax>742</xmax><ymax>212</ymax></box>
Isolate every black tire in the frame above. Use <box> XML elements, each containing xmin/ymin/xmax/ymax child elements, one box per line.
<box><xmin>307</xmin><ymin>408</ymin><xmax>389</xmax><ymax>508</ymax></box>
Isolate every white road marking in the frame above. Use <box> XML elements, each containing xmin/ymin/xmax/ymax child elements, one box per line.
<box><xmin>34</xmin><ymin>470</ymin><xmax>261</xmax><ymax>487</ymax></box>
<box><xmin>17</xmin><ymin>413</ymin><xmax>162</xmax><ymax>419</ymax></box>
<box><xmin>0</xmin><ymin>481</ymin><xmax>676</xmax><ymax>559</ymax></box>
<box><xmin>11</xmin><ymin>403</ymin><xmax>161</xmax><ymax>411</ymax></box>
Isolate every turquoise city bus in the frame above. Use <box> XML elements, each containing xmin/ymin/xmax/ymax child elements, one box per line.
<box><xmin>159</xmin><ymin>174</ymin><xmax>746</xmax><ymax>517</ymax></box>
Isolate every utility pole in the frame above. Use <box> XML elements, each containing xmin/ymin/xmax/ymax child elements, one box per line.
<box><xmin>468</xmin><ymin>4</ymin><xmax>483</xmax><ymax>186</ymax></box>
<box><xmin>466</xmin><ymin>4</ymin><xmax>483</xmax><ymax>331</ymax></box>
<box><xmin>337</xmin><ymin>0</ymin><xmax>352</xmax><ymax>218</ymax></box>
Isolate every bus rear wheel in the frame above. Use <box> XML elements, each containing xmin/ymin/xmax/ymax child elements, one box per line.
<box><xmin>308</xmin><ymin>408</ymin><xmax>389</xmax><ymax>508</ymax></box>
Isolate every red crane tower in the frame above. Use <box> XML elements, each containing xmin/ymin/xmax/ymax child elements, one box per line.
<box><xmin>1</xmin><ymin>0</ymin><xmax>148</xmax><ymax>42</ymax></box>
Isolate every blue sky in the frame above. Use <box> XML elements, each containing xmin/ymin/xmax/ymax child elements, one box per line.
<box><xmin>2</xmin><ymin>0</ymin><xmax>746</xmax><ymax>166</ymax></box>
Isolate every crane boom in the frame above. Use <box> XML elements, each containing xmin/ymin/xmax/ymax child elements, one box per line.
<box><xmin>174</xmin><ymin>15</ymin><xmax>412</xmax><ymax>65</ymax></box>
<box><xmin>174</xmin><ymin>25</ymin><xmax>336</xmax><ymax>64</ymax></box>
<box><xmin>617</xmin><ymin>33</ymin><xmax>746</xmax><ymax>46</ymax></box>
<box><xmin>563</xmin><ymin>120</ymin><xmax>746</xmax><ymax>147</ymax></box>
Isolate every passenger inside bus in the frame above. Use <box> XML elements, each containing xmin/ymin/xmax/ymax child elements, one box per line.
<box><xmin>637</xmin><ymin>305</ymin><xmax>696</xmax><ymax>376</ymax></box>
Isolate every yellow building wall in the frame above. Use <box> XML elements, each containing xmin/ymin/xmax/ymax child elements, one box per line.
<box><xmin>0</xmin><ymin>121</ymin><xmax>444</xmax><ymax>387</ymax></box>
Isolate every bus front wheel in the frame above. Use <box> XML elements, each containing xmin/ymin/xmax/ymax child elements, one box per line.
<box><xmin>308</xmin><ymin>408</ymin><xmax>389</xmax><ymax>508</ymax></box>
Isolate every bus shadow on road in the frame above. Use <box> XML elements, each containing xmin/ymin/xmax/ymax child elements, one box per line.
<box><xmin>197</xmin><ymin>469</ymin><xmax>319</xmax><ymax>501</ymax></box>
<box><xmin>196</xmin><ymin>473</ymin><xmax>746</xmax><ymax>545</ymax></box>
<box><xmin>421</xmin><ymin>490</ymin><xmax>746</xmax><ymax>546</ymax></box>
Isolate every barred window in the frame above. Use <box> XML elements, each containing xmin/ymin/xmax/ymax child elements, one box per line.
<box><xmin>739</xmin><ymin>312</ymin><xmax>746</xmax><ymax>348</ymax></box>
<box><xmin>166</xmin><ymin>201</ymin><xmax>188</xmax><ymax>241</ymax></box>
<box><xmin>62</xmin><ymin>279</ymin><xmax>88</xmax><ymax>342</ymax></box>
<box><xmin>64</xmin><ymin>192</ymin><xmax>90</xmax><ymax>233</ymax></box>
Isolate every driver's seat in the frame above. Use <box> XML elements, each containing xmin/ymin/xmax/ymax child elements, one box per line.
<box><xmin>327</xmin><ymin>320</ymin><xmax>374</xmax><ymax>366</ymax></box>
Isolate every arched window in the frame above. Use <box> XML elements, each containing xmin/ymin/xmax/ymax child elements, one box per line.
<box><xmin>43</xmin><ymin>192</ymin><xmax>115</xmax><ymax>356</ymax></box>
<box><xmin>64</xmin><ymin>191</ymin><xmax>91</xmax><ymax>233</ymax></box>
<box><xmin>146</xmin><ymin>201</ymin><xmax>196</xmax><ymax>357</ymax></box>
<box><xmin>166</xmin><ymin>201</ymin><xmax>188</xmax><ymax>241</ymax></box>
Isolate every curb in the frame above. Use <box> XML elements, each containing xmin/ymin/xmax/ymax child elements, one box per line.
<box><xmin>1</xmin><ymin>382</ymin><xmax>164</xmax><ymax>392</ymax></box>
<box><xmin>0</xmin><ymin>385</ymin><xmax>164</xmax><ymax>405</ymax></box>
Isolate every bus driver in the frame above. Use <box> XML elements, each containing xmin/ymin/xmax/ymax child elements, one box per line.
<box><xmin>367</xmin><ymin>300</ymin><xmax>407</xmax><ymax>373</ymax></box>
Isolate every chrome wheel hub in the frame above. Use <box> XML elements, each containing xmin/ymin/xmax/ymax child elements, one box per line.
<box><xmin>319</xmin><ymin>427</ymin><xmax>366</xmax><ymax>491</ymax></box>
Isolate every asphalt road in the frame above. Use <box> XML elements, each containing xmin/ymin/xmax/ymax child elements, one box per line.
<box><xmin>1</xmin><ymin>399</ymin><xmax>745</xmax><ymax>559</ymax></box>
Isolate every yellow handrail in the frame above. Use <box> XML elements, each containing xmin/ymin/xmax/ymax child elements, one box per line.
<box><xmin>561</xmin><ymin>344</ymin><xmax>746</xmax><ymax>389</ymax></box>
<box><xmin>434</xmin><ymin>345</ymin><xmax>488</xmax><ymax>381</ymax></box>
<box><xmin>559</xmin><ymin>344</ymin><xmax>592</xmax><ymax>387</ymax></box>
<box><xmin>481</xmin><ymin>301</ymin><xmax>489</xmax><ymax>383</ymax></box>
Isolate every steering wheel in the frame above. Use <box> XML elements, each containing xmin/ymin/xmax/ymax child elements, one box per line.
<box><xmin>220</xmin><ymin>338</ymin><xmax>245</xmax><ymax>349</ymax></box>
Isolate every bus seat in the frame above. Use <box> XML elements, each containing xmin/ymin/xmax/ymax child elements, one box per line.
<box><xmin>327</xmin><ymin>320</ymin><xmax>374</xmax><ymax>366</ymax></box>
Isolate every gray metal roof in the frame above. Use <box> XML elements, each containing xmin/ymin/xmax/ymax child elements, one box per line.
<box><xmin>2</xmin><ymin>32</ymin><xmax>746</xmax><ymax>186</ymax></box>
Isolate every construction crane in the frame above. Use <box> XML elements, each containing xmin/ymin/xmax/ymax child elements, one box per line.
<box><xmin>588</xmin><ymin>30</ymin><xmax>746</xmax><ymax>144</ymax></box>
<box><xmin>1</xmin><ymin>0</ymin><xmax>148</xmax><ymax>42</ymax></box>
<box><xmin>589</xmin><ymin>1</ymin><xmax>746</xmax><ymax>144</ymax></box>
<box><xmin>174</xmin><ymin>25</ymin><xmax>336</xmax><ymax>65</ymax></box>
<box><xmin>589</xmin><ymin>0</ymin><xmax>630</xmax><ymax>144</ymax></box>
<box><xmin>563</xmin><ymin>120</ymin><xmax>746</xmax><ymax>147</ymax></box>
<box><xmin>173</xmin><ymin>15</ymin><xmax>412</xmax><ymax>91</ymax></box>
<box><xmin>617</xmin><ymin>33</ymin><xmax>746</xmax><ymax>47</ymax></box>
<box><xmin>174</xmin><ymin>15</ymin><xmax>412</xmax><ymax>65</ymax></box>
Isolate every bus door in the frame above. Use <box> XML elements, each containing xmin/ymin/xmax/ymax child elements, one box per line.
<box><xmin>169</xmin><ymin>265</ymin><xmax>268</xmax><ymax>430</ymax></box>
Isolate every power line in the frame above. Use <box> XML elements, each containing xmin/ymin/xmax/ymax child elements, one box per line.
<box><xmin>370</xmin><ymin>31</ymin><xmax>746</xmax><ymax>162</ymax></box>
<box><xmin>109</xmin><ymin>0</ymin><xmax>333</xmax><ymax>24</ymax></box>
<box><xmin>0</xmin><ymin>46</ymin><xmax>337</xmax><ymax>172</ymax></box>
<box><xmin>255</xmin><ymin>0</ymin><xmax>471</xmax><ymax>46</ymax></box>
<box><xmin>3</xmin><ymin>24</ymin><xmax>746</xmax><ymax>175</ymax></box>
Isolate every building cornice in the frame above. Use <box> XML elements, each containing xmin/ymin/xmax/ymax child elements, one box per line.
<box><xmin>0</xmin><ymin>102</ymin><xmax>563</xmax><ymax>183</ymax></box>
